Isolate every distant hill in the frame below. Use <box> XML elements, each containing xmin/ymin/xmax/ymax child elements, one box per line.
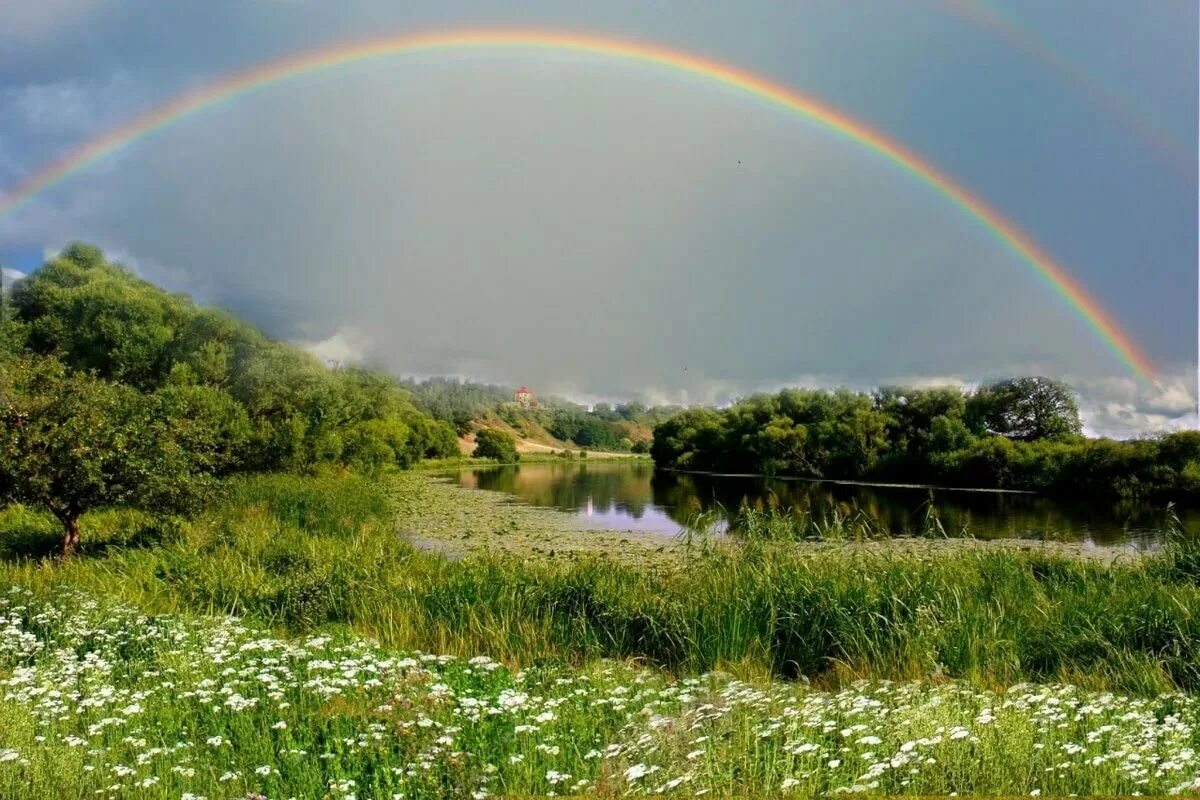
<box><xmin>401</xmin><ymin>376</ymin><xmax>678</xmax><ymax>453</ymax></box>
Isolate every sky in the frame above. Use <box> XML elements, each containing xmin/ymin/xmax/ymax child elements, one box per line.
<box><xmin>0</xmin><ymin>0</ymin><xmax>1195</xmax><ymax>436</ymax></box>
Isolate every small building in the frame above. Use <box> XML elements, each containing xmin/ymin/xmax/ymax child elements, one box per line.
<box><xmin>515</xmin><ymin>386</ymin><xmax>535</xmax><ymax>409</ymax></box>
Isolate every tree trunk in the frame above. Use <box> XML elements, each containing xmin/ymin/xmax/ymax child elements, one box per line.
<box><xmin>60</xmin><ymin>515</ymin><xmax>81</xmax><ymax>557</ymax></box>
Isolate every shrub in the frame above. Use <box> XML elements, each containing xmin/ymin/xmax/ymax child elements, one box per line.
<box><xmin>473</xmin><ymin>428</ymin><xmax>519</xmax><ymax>463</ymax></box>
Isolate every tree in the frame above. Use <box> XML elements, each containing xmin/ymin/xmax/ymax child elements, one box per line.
<box><xmin>424</xmin><ymin>420</ymin><xmax>462</xmax><ymax>460</ymax></box>
<box><xmin>968</xmin><ymin>377</ymin><xmax>1081</xmax><ymax>441</ymax></box>
<box><xmin>0</xmin><ymin>357</ymin><xmax>210</xmax><ymax>555</ymax></box>
<box><xmin>573</xmin><ymin>417</ymin><xmax>618</xmax><ymax>449</ymax></box>
<box><xmin>473</xmin><ymin>428</ymin><xmax>519</xmax><ymax>463</ymax></box>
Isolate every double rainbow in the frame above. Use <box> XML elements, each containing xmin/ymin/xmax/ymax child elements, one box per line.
<box><xmin>0</xmin><ymin>28</ymin><xmax>1155</xmax><ymax>379</ymax></box>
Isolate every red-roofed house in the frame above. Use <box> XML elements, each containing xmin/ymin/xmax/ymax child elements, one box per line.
<box><xmin>515</xmin><ymin>386</ymin><xmax>535</xmax><ymax>408</ymax></box>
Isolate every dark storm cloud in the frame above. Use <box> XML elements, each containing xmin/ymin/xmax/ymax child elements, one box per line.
<box><xmin>0</xmin><ymin>1</ymin><xmax>1194</xmax><ymax>434</ymax></box>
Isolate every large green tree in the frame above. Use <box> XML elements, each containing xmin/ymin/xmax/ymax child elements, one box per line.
<box><xmin>0</xmin><ymin>357</ymin><xmax>212</xmax><ymax>555</ymax></box>
<box><xmin>968</xmin><ymin>377</ymin><xmax>1082</xmax><ymax>441</ymax></box>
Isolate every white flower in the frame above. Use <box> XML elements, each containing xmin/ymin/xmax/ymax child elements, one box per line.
<box><xmin>781</xmin><ymin>777</ymin><xmax>801</xmax><ymax>790</ymax></box>
<box><xmin>255</xmin><ymin>765</ymin><xmax>273</xmax><ymax>776</ymax></box>
<box><xmin>625</xmin><ymin>763</ymin><xmax>650</xmax><ymax>782</ymax></box>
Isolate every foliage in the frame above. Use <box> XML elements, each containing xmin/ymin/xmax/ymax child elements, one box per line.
<box><xmin>5</xmin><ymin>243</ymin><xmax>453</xmax><ymax>478</ymax></box>
<box><xmin>0</xmin><ymin>357</ymin><xmax>213</xmax><ymax>553</ymax></box>
<box><xmin>652</xmin><ymin>383</ymin><xmax>1197</xmax><ymax>500</ymax></box>
<box><xmin>473</xmin><ymin>428</ymin><xmax>519</xmax><ymax>462</ymax></box>
<box><xmin>967</xmin><ymin>376</ymin><xmax>1082</xmax><ymax>440</ymax></box>
<box><xmin>400</xmin><ymin>376</ymin><xmax>515</xmax><ymax>434</ymax></box>
<box><xmin>403</xmin><ymin>376</ymin><xmax>676</xmax><ymax>451</ymax></box>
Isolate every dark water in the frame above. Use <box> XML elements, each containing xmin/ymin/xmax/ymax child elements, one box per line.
<box><xmin>455</xmin><ymin>461</ymin><xmax>1199</xmax><ymax>548</ymax></box>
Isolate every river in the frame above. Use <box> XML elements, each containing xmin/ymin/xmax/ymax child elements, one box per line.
<box><xmin>454</xmin><ymin>460</ymin><xmax>1198</xmax><ymax>548</ymax></box>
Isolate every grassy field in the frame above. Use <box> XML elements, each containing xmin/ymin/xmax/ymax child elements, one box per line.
<box><xmin>1</xmin><ymin>470</ymin><xmax>1199</xmax><ymax>796</ymax></box>
<box><xmin>2</xmin><ymin>588</ymin><xmax>1199</xmax><ymax>798</ymax></box>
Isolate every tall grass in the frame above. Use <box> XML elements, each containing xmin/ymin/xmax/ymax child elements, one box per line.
<box><xmin>2</xmin><ymin>473</ymin><xmax>1198</xmax><ymax>694</ymax></box>
<box><xmin>1160</xmin><ymin>501</ymin><xmax>1200</xmax><ymax>583</ymax></box>
<box><xmin>730</xmin><ymin>493</ymin><xmax>960</xmax><ymax>542</ymax></box>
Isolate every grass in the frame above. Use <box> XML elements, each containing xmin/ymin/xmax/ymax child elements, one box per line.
<box><xmin>1</xmin><ymin>472</ymin><xmax>1198</xmax><ymax>694</ymax></box>
<box><xmin>2</xmin><ymin>471</ymin><xmax>1200</xmax><ymax>796</ymax></box>
<box><xmin>3</xmin><ymin>588</ymin><xmax>1198</xmax><ymax>798</ymax></box>
<box><xmin>700</xmin><ymin>493</ymin><xmax>978</xmax><ymax>543</ymax></box>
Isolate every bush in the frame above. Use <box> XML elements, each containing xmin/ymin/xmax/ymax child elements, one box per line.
<box><xmin>473</xmin><ymin>428</ymin><xmax>519</xmax><ymax>463</ymax></box>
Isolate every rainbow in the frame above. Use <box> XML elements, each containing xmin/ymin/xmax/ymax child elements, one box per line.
<box><xmin>943</xmin><ymin>0</ymin><xmax>1191</xmax><ymax>173</ymax></box>
<box><xmin>0</xmin><ymin>28</ymin><xmax>1155</xmax><ymax>379</ymax></box>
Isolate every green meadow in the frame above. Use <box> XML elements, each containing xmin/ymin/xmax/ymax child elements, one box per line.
<box><xmin>2</xmin><ymin>246</ymin><xmax>1198</xmax><ymax>797</ymax></box>
<box><xmin>1</xmin><ymin>472</ymin><xmax>1199</xmax><ymax>797</ymax></box>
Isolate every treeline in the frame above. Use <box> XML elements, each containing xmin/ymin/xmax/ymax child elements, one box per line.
<box><xmin>651</xmin><ymin>379</ymin><xmax>1200</xmax><ymax>500</ymax></box>
<box><xmin>404</xmin><ymin>376</ymin><xmax>677</xmax><ymax>452</ymax></box>
<box><xmin>399</xmin><ymin>377</ymin><xmax>516</xmax><ymax>434</ymax></box>
<box><xmin>0</xmin><ymin>244</ymin><xmax>458</xmax><ymax>551</ymax></box>
<box><xmin>498</xmin><ymin>402</ymin><xmax>676</xmax><ymax>452</ymax></box>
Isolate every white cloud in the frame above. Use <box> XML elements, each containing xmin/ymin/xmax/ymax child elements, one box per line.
<box><xmin>295</xmin><ymin>326</ymin><xmax>371</xmax><ymax>367</ymax></box>
<box><xmin>1074</xmin><ymin>371</ymin><xmax>1198</xmax><ymax>438</ymax></box>
<box><xmin>1</xmin><ymin>267</ymin><xmax>25</xmax><ymax>283</ymax></box>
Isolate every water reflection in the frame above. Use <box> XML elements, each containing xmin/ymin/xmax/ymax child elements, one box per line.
<box><xmin>456</xmin><ymin>462</ymin><xmax>1198</xmax><ymax>547</ymax></box>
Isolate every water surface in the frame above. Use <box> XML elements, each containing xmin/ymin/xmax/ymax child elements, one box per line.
<box><xmin>455</xmin><ymin>461</ymin><xmax>1198</xmax><ymax>548</ymax></box>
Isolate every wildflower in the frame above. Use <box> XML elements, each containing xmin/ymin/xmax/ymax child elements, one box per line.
<box><xmin>625</xmin><ymin>763</ymin><xmax>650</xmax><ymax>782</ymax></box>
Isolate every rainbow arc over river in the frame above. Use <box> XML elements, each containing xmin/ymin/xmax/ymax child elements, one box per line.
<box><xmin>0</xmin><ymin>28</ymin><xmax>1156</xmax><ymax>379</ymax></box>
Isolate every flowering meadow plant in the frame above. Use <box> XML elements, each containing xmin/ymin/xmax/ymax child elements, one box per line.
<box><xmin>0</xmin><ymin>586</ymin><xmax>1198</xmax><ymax>798</ymax></box>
